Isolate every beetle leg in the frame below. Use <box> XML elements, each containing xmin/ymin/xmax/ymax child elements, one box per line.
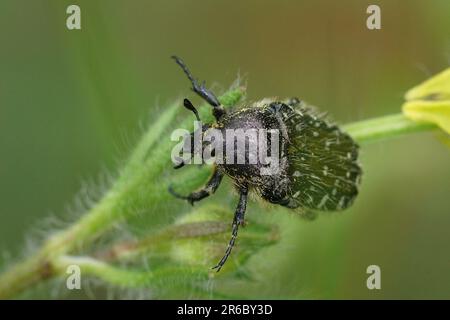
<box><xmin>169</xmin><ymin>167</ymin><xmax>223</xmax><ymax>205</ymax></box>
<box><xmin>212</xmin><ymin>185</ymin><xmax>248</xmax><ymax>272</ymax></box>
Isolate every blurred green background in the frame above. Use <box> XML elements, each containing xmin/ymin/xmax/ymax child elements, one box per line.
<box><xmin>0</xmin><ymin>0</ymin><xmax>449</xmax><ymax>299</ymax></box>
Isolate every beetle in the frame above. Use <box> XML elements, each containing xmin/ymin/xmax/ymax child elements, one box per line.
<box><xmin>169</xmin><ymin>56</ymin><xmax>362</xmax><ymax>271</ymax></box>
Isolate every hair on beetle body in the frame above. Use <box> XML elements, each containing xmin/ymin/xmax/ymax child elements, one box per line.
<box><xmin>169</xmin><ymin>56</ymin><xmax>362</xmax><ymax>272</ymax></box>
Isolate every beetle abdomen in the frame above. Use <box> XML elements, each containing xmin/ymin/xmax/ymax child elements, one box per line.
<box><xmin>283</xmin><ymin>103</ymin><xmax>362</xmax><ymax>211</ymax></box>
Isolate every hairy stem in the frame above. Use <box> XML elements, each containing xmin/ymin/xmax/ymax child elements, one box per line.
<box><xmin>0</xmin><ymin>87</ymin><xmax>245</xmax><ymax>299</ymax></box>
<box><xmin>0</xmin><ymin>103</ymin><xmax>438</xmax><ymax>298</ymax></box>
<box><xmin>52</xmin><ymin>255</ymin><xmax>209</xmax><ymax>289</ymax></box>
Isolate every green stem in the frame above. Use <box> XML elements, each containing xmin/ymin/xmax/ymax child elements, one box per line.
<box><xmin>0</xmin><ymin>104</ymin><xmax>438</xmax><ymax>298</ymax></box>
<box><xmin>343</xmin><ymin>113</ymin><xmax>437</xmax><ymax>144</ymax></box>
<box><xmin>52</xmin><ymin>255</ymin><xmax>209</xmax><ymax>289</ymax></box>
<box><xmin>0</xmin><ymin>87</ymin><xmax>245</xmax><ymax>299</ymax></box>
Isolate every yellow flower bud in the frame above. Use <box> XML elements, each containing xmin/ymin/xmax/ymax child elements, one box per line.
<box><xmin>402</xmin><ymin>68</ymin><xmax>450</xmax><ymax>141</ymax></box>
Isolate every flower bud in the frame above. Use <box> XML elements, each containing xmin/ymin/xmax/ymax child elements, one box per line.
<box><xmin>402</xmin><ymin>67</ymin><xmax>450</xmax><ymax>142</ymax></box>
<box><xmin>168</xmin><ymin>205</ymin><xmax>279</xmax><ymax>273</ymax></box>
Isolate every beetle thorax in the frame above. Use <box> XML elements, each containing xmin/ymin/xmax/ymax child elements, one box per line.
<box><xmin>211</xmin><ymin>108</ymin><xmax>289</xmax><ymax>187</ymax></box>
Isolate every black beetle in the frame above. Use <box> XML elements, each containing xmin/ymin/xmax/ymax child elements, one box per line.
<box><xmin>169</xmin><ymin>56</ymin><xmax>362</xmax><ymax>271</ymax></box>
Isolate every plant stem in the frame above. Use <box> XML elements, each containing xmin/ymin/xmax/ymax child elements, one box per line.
<box><xmin>0</xmin><ymin>106</ymin><xmax>439</xmax><ymax>298</ymax></box>
<box><xmin>52</xmin><ymin>255</ymin><xmax>209</xmax><ymax>289</ymax></box>
<box><xmin>0</xmin><ymin>87</ymin><xmax>245</xmax><ymax>299</ymax></box>
<box><xmin>343</xmin><ymin>113</ymin><xmax>437</xmax><ymax>144</ymax></box>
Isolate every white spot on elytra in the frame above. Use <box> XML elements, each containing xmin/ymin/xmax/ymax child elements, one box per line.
<box><xmin>356</xmin><ymin>175</ymin><xmax>362</xmax><ymax>184</ymax></box>
<box><xmin>338</xmin><ymin>196</ymin><xmax>346</xmax><ymax>209</ymax></box>
<box><xmin>318</xmin><ymin>194</ymin><xmax>329</xmax><ymax>209</ymax></box>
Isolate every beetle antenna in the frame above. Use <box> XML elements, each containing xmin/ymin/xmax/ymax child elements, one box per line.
<box><xmin>172</xmin><ymin>55</ymin><xmax>225</xmax><ymax>121</ymax></box>
<box><xmin>183</xmin><ymin>98</ymin><xmax>201</xmax><ymax>121</ymax></box>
